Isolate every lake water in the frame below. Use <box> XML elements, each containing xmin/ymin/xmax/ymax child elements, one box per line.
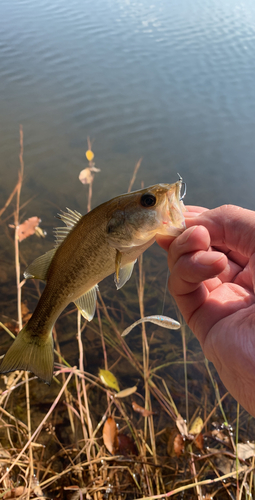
<box><xmin>0</xmin><ymin>0</ymin><xmax>255</xmax><ymax>402</ymax></box>
<box><xmin>1</xmin><ymin>0</ymin><xmax>255</xmax><ymax>213</ymax></box>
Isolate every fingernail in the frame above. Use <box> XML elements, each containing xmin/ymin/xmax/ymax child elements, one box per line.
<box><xmin>180</xmin><ymin>226</ymin><xmax>198</xmax><ymax>243</ymax></box>
<box><xmin>198</xmin><ymin>252</ymin><xmax>225</xmax><ymax>266</ymax></box>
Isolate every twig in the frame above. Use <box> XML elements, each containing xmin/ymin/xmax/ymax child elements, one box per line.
<box><xmin>128</xmin><ymin>158</ymin><xmax>142</xmax><ymax>193</ymax></box>
<box><xmin>0</xmin><ymin>370</ymin><xmax>75</xmax><ymax>484</ymax></box>
<box><xmin>0</xmin><ymin>184</ymin><xmax>18</xmax><ymax>218</ymax></box>
<box><xmin>13</xmin><ymin>125</ymin><xmax>34</xmax><ymax>496</ymax></box>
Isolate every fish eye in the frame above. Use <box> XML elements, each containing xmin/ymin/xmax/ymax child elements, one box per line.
<box><xmin>140</xmin><ymin>193</ymin><xmax>156</xmax><ymax>208</ymax></box>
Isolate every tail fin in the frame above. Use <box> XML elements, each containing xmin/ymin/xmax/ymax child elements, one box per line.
<box><xmin>0</xmin><ymin>325</ymin><xmax>54</xmax><ymax>384</ymax></box>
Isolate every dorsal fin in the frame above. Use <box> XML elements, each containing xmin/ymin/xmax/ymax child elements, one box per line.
<box><xmin>54</xmin><ymin>207</ymin><xmax>82</xmax><ymax>247</ymax></box>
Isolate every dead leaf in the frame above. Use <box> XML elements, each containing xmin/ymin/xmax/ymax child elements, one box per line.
<box><xmin>117</xmin><ymin>434</ymin><xmax>138</xmax><ymax>456</ymax></box>
<box><xmin>195</xmin><ymin>433</ymin><xmax>204</xmax><ymax>450</ymax></box>
<box><xmin>237</xmin><ymin>442</ymin><xmax>255</xmax><ymax>460</ymax></box>
<box><xmin>90</xmin><ymin>165</ymin><xmax>101</xmax><ymax>173</ymax></box>
<box><xmin>79</xmin><ymin>168</ymin><xmax>94</xmax><ymax>185</ymax></box>
<box><xmin>211</xmin><ymin>428</ymin><xmax>231</xmax><ymax>444</ymax></box>
<box><xmin>176</xmin><ymin>413</ymin><xmax>188</xmax><ymax>436</ymax></box>
<box><xmin>4</xmin><ymin>486</ymin><xmax>25</xmax><ymax>499</ymax></box>
<box><xmin>189</xmin><ymin>417</ymin><xmax>203</xmax><ymax>435</ymax></box>
<box><xmin>21</xmin><ymin>302</ymin><xmax>32</xmax><ymax>323</ymax></box>
<box><xmin>214</xmin><ymin>453</ymin><xmax>237</xmax><ymax>475</ymax></box>
<box><xmin>99</xmin><ymin>369</ymin><xmax>120</xmax><ymax>391</ymax></box>
<box><xmin>114</xmin><ymin>385</ymin><xmax>137</xmax><ymax>398</ymax></box>
<box><xmin>10</xmin><ymin>217</ymin><xmax>44</xmax><ymax>242</ymax></box>
<box><xmin>103</xmin><ymin>417</ymin><xmax>118</xmax><ymax>454</ymax></box>
<box><xmin>34</xmin><ymin>226</ymin><xmax>47</xmax><ymax>238</ymax></box>
<box><xmin>85</xmin><ymin>150</ymin><xmax>94</xmax><ymax>161</ymax></box>
<box><xmin>31</xmin><ymin>475</ymin><xmax>44</xmax><ymax>497</ymax></box>
<box><xmin>167</xmin><ymin>429</ymin><xmax>185</xmax><ymax>457</ymax></box>
<box><xmin>132</xmin><ymin>401</ymin><xmax>155</xmax><ymax>417</ymax></box>
<box><xmin>174</xmin><ymin>434</ymin><xmax>185</xmax><ymax>457</ymax></box>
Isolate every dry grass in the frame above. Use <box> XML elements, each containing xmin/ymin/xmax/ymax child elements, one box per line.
<box><xmin>0</xmin><ymin>129</ymin><xmax>255</xmax><ymax>499</ymax></box>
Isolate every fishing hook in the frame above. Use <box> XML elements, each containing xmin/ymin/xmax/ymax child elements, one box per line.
<box><xmin>177</xmin><ymin>173</ymin><xmax>187</xmax><ymax>201</ymax></box>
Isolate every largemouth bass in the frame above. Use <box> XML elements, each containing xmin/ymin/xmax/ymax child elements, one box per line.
<box><xmin>0</xmin><ymin>180</ymin><xmax>186</xmax><ymax>384</ymax></box>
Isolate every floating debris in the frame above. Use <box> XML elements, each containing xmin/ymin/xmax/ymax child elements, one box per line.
<box><xmin>103</xmin><ymin>416</ymin><xmax>118</xmax><ymax>454</ymax></box>
<box><xmin>114</xmin><ymin>385</ymin><xmax>137</xmax><ymax>398</ymax></box>
<box><xmin>85</xmin><ymin>149</ymin><xmax>94</xmax><ymax>162</ymax></box>
<box><xmin>9</xmin><ymin>216</ymin><xmax>46</xmax><ymax>242</ymax></box>
<box><xmin>189</xmin><ymin>416</ymin><xmax>203</xmax><ymax>435</ymax></box>
<box><xmin>79</xmin><ymin>167</ymin><xmax>94</xmax><ymax>185</ymax></box>
<box><xmin>132</xmin><ymin>401</ymin><xmax>156</xmax><ymax>417</ymax></box>
<box><xmin>99</xmin><ymin>369</ymin><xmax>120</xmax><ymax>392</ymax></box>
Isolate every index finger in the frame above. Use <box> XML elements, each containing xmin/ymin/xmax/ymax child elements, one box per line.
<box><xmin>184</xmin><ymin>205</ymin><xmax>208</xmax><ymax>217</ymax></box>
<box><xmin>185</xmin><ymin>205</ymin><xmax>255</xmax><ymax>258</ymax></box>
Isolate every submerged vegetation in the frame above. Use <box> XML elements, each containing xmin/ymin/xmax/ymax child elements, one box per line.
<box><xmin>0</xmin><ymin>127</ymin><xmax>255</xmax><ymax>499</ymax></box>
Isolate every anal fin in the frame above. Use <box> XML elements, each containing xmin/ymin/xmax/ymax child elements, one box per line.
<box><xmin>74</xmin><ymin>285</ymin><xmax>98</xmax><ymax>321</ymax></box>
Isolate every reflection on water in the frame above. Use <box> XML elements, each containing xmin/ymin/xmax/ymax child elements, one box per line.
<box><xmin>0</xmin><ymin>0</ymin><xmax>255</xmax><ymax>400</ymax></box>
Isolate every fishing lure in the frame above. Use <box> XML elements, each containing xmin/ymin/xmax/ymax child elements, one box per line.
<box><xmin>121</xmin><ymin>315</ymin><xmax>181</xmax><ymax>337</ymax></box>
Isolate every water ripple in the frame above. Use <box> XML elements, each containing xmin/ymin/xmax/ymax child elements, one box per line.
<box><xmin>1</xmin><ymin>0</ymin><xmax>255</xmax><ymax>210</ymax></box>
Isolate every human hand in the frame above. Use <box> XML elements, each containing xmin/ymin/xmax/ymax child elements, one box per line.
<box><xmin>156</xmin><ymin>205</ymin><xmax>255</xmax><ymax>416</ymax></box>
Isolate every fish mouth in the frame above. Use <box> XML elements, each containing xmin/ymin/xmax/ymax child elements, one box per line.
<box><xmin>162</xmin><ymin>178</ymin><xmax>186</xmax><ymax>234</ymax></box>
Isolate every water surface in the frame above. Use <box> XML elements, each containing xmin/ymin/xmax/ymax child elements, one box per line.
<box><xmin>1</xmin><ymin>0</ymin><xmax>255</xmax><ymax>404</ymax></box>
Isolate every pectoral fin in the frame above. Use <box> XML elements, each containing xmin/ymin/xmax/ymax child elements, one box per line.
<box><xmin>24</xmin><ymin>248</ymin><xmax>57</xmax><ymax>280</ymax></box>
<box><xmin>74</xmin><ymin>285</ymin><xmax>99</xmax><ymax>321</ymax></box>
<box><xmin>115</xmin><ymin>250</ymin><xmax>122</xmax><ymax>284</ymax></box>
<box><xmin>114</xmin><ymin>260</ymin><xmax>136</xmax><ymax>290</ymax></box>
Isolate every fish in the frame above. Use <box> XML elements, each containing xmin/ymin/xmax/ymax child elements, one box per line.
<box><xmin>121</xmin><ymin>315</ymin><xmax>181</xmax><ymax>337</ymax></box>
<box><xmin>0</xmin><ymin>180</ymin><xmax>186</xmax><ymax>384</ymax></box>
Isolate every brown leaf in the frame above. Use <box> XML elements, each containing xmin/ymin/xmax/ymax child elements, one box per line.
<box><xmin>21</xmin><ymin>302</ymin><xmax>32</xmax><ymax>323</ymax></box>
<box><xmin>211</xmin><ymin>428</ymin><xmax>231</xmax><ymax>444</ymax></box>
<box><xmin>214</xmin><ymin>453</ymin><xmax>236</xmax><ymax>475</ymax></box>
<box><xmin>174</xmin><ymin>434</ymin><xmax>185</xmax><ymax>457</ymax></box>
<box><xmin>103</xmin><ymin>417</ymin><xmax>118</xmax><ymax>454</ymax></box>
<box><xmin>132</xmin><ymin>401</ymin><xmax>155</xmax><ymax>417</ymax></box>
<box><xmin>237</xmin><ymin>442</ymin><xmax>255</xmax><ymax>460</ymax></box>
<box><xmin>4</xmin><ymin>486</ymin><xmax>25</xmax><ymax>499</ymax></box>
<box><xmin>14</xmin><ymin>217</ymin><xmax>42</xmax><ymax>242</ymax></box>
<box><xmin>79</xmin><ymin>168</ymin><xmax>94</xmax><ymax>185</ymax></box>
<box><xmin>117</xmin><ymin>434</ymin><xmax>138</xmax><ymax>456</ymax></box>
<box><xmin>167</xmin><ymin>429</ymin><xmax>184</xmax><ymax>457</ymax></box>
<box><xmin>195</xmin><ymin>433</ymin><xmax>204</xmax><ymax>450</ymax></box>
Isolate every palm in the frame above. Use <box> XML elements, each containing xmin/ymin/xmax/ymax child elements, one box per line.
<box><xmin>156</xmin><ymin>204</ymin><xmax>255</xmax><ymax>415</ymax></box>
<box><xmin>206</xmin><ymin>300</ymin><xmax>255</xmax><ymax>415</ymax></box>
